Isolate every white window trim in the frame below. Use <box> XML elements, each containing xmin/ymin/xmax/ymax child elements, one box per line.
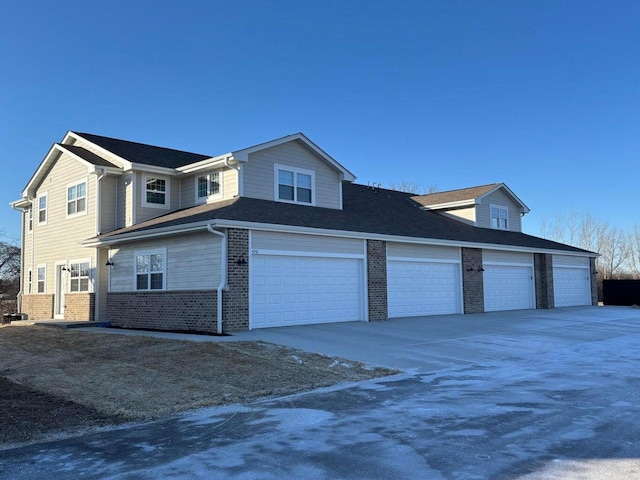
<box><xmin>195</xmin><ymin>170</ymin><xmax>224</xmax><ymax>204</ymax></box>
<box><xmin>68</xmin><ymin>258</ymin><xmax>93</xmax><ymax>293</ymax></box>
<box><xmin>141</xmin><ymin>175</ymin><xmax>170</xmax><ymax>210</ymax></box>
<box><xmin>273</xmin><ymin>163</ymin><xmax>316</xmax><ymax>206</ymax></box>
<box><xmin>27</xmin><ymin>268</ymin><xmax>32</xmax><ymax>294</ymax></box>
<box><xmin>27</xmin><ymin>208</ymin><xmax>33</xmax><ymax>232</ymax></box>
<box><xmin>37</xmin><ymin>264</ymin><xmax>46</xmax><ymax>294</ymax></box>
<box><xmin>66</xmin><ymin>179</ymin><xmax>89</xmax><ymax>219</ymax></box>
<box><xmin>37</xmin><ymin>192</ymin><xmax>48</xmax><ymax>225</ymax></box>
<box><xmin>134</xmin><ymin>248</ymin><xmax>167</xmax><ymax>291</ymax></box>
<box><xmin>490</xmin><ymin>204</ymin><xmax>509</xmax><ymax>230</ymax></box>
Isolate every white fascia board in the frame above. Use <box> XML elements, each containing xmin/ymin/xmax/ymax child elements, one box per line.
<box><xmin>232</xmin><ymin>133</ymin><xmax>357</xmax><ymax>182</ymax></box>
<box><xmin>176</xmin><ymin>155</ymin><xmax>236</xmax><ymax>174</ymax></box>
<box><xmin>10</xmin><ymin>198</ymin><xmax>31</xmax><ymax>211</ymax></box>
<box><xmin>129</xmin><ymin>163</ymin><xmax>178</xmax><ymax>175</ymax></box>
<box><xmin>477</xmin><ymin>183</ymin><xmax>531</xmax><ymax>214</ymax></box>
<box><xmin>67</xmin><ymin>132</ymin><xmax>133</xmax><ymax>170</ymax></box>
<box><xmin>56</xmin><ymin>144</ymin><xmax>116</xmax><ymax>172</ymax></box>
<box><xmin>419</xmin><ymin>199</ymin><xmax>477</xmax><ymax>210</ymax></box>
<box><xmin>85</xmin><ymin>217</ymin><xmax>597</xmax><ymax>258</ymax></box>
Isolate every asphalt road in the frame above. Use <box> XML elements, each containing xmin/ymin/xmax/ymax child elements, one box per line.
<box><xmin>2</xmin><ymin>306</ymin><xmax>640</xmax><ymax>479</ymax></box>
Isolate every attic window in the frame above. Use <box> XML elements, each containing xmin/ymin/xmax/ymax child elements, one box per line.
<box><xmin>491</xmin><ymin>205</ymin><xmax>508</xmax><ymax>230</ymax></box>
<box><xmin>142</xmin><ymin>175</ymin><xmax>169</xmax><ymax>209</ymax></box>
<box><xmin>274</xmin><ymin>164</ymin><xmax>315</xmax><ymax>205</ymax></box>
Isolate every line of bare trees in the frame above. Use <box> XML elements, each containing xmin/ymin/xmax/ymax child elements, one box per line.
<box><xmin>540</xmin><ymin>211</ymin><xmax>640</xmax><ymax>280</ymax></box>
<box><xmin>0</xmin><ymin>237</ymin><xmax>20</xmax><ymax>315</ymax></box>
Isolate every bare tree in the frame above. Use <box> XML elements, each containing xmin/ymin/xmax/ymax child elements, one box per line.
<box><xmin>0</xmin><ymin>241</ymin><xmax>20</xmax><ymax>295</ymax></box>
<box><xmin>388</xmin><ymin>181</ymin><xmax>438</xmax><ymax>195</ymax></box>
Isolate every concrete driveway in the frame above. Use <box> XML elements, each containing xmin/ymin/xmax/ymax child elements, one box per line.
<box><xmin>2</xmin><ymin>306</ymin><xmax>640</xmax><ymax>479</ymax></box>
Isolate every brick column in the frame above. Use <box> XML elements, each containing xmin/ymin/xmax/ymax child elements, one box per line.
<box><xmin>366</xmin><ymin>239</ymin><xmax>388</xmax><ymax>321</ymax></box>
<box><xmin>590</xmin><ymin>257</ymin><xmax>599</xmax><ymax>305</ymax></box>
<box><xmin>222</xmin><ymin>228</ymin><xmax>250</xmax><ymax>332</ymax></box>
<box><xmin>534</xmin><ymin>253</ymin><xmax>554</xmax><ymax>309</ymax></box>
<box><xmin>462</xmin><ymin>248</ymin><xmax>484</xmax><ymax>314</ymax></box>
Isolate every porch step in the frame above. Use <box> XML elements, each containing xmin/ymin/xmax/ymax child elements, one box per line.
<box><xmin>38</xmin><ymin>321</ymin><xmax>108</xmax><ymax>329</ymax></box>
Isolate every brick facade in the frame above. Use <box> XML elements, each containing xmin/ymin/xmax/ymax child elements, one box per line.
<box><xmin>64</xmin><ymin>293</ymin><xmax>95</xmax><ymax>321</ymax></box>
<box><xmin>366</xmin><ymin>239</ymin><xmax>388</xmax><ymax>321</ymax></box>
<box><xmin>590</xmin><ymin>257</ymin><xmax>599</xmax><ymax>305</ymax></box>
<box><xmin>107</xmin><ymin>290</ymin><xmax>218</xmax><ymax>332</ymax></box>
<box><xmin>462</xmin><ymin>248</ymin><xmax>484</xmax><ymax>314</ymax></box>
<box><xmin>20</xmin><ymin>294</ymin><xmax>54</xmax><ymax>320</ymax></box>
<box><xmin>534</xmin><ymin>253</ymin><xmax>554</xmax><ymax>309</ymax></box>
<box><xmin>222</xmin><ymin>228</ymin><xmax>249</xmax><ymax>332</ymax></box>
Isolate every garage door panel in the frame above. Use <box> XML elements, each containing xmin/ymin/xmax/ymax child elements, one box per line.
<box><xmin>388</xmin><ymin>261</ymin><xmax>461</xmax><ymax>318</ymax></box>
<box><xmin>251</xmin><ymin>255</ymin><xmax>363</xmax><ymax>329</ymax></box>
<box><xmin>554</xmin><ymin>267</ymin><xmax>590</xmax><ymax>307</ymax></box>
<box><xmin>484</xmin><ymin>265</ymin><xmax>534</xmax><ymax>312</ymax></box>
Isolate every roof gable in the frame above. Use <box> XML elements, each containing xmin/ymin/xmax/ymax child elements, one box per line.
<box><xmin>413</xmin><ymin>183</ymin><xmax>530</xmax><ymax>214</ymax></box>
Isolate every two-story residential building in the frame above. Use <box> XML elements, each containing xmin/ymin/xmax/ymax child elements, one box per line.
<box><xmin>11</xmin><ymin>131</ymin><xmax>597</xmax><ymax>333</ymax></box>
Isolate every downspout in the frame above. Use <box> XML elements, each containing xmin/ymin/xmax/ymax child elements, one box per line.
<box><xmin>94</xmin><ymin>169</ymin><xmax>105</xmax><ymax>322</ymax></box>
<box><xmin>224</xmin><ymin>156</ymin><xmax>242</xmax><ymax>197</ymax></box>
<box><xmin>206</xmin><ymin>224</ymin><xmax>227</xmax><ymax>334</ymax></box>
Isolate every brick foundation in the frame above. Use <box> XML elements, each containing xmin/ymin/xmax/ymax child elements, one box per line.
<box><xmin>462</xmin><ymin>248</ymin><xmax>484</xmax><ymax>313</ymax></box>
<box><xmin>222</xmin><ymin>228</ymin><xmax>249</xmax><ymax>332</ymax></box>
<box><xmin>366</xmin><ymin>239</ymin><xmax>388</xmax><ymax>321</ymax></box>
<box><xmin>534</xmin><ymin>253</ymin><xmax>554</xmax><ymax>309</ymax></box>
<box><xmin>107</xmin><ymin>290</ymin><xmax>217</xmax><ymax>332</ymax></box>
<box><xmin>20</xmin><ymin>294</ymin><xmax>54</xmax><ymax>320</ymax></box>
<box><xmin>64</xmin><ymin>293</ymin><xmax>95</xmax><ymax>321</ymax></box>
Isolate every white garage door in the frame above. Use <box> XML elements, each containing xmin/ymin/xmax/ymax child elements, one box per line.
<box><xmin>251</xmin><ymin>255</ymin><xmax>363</xmax><ymax>329</ymax></box>
<box><xmin>552</xmin><ymin>256</ymin><xmax>591</xmax><ymax>307</ymax></box>
<box><xmin>388</xmin><ymin>261</ymin><xmax>461</xmax><ymax>317</ymax></box>
<box><xmin>483</xmin><ymin>265</ymin><xmax>534</xmax><ymax>312</ymax></box>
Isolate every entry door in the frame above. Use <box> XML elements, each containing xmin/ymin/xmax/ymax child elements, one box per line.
<box><xmin>54</xmin><ymin>265</ymin><xmax>66</xmax><ymax>319</ymax></box>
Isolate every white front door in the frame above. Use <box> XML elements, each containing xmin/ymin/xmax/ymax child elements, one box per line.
<box><xmin>54</xmin><ymin>265</ymin><xmax>66</xmax><ymax>319</ymax></box>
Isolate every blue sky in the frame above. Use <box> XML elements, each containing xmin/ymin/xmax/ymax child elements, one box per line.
<box><xmin>1</xmin><ymin>0</ymin><xmax>638</xmax><ymax>242</ymax></box>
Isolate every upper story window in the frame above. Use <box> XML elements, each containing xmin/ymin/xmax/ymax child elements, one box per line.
<box><xmin>69</xmin><ymin>261</ymin><xmax>90</xmax><ymax>292</ymax></box>
<box><xmin>38</xmin><ymin>193</ymin><xmax>48</xmax><ymax>225</ymax></box>
<box><xmin>67</xmin><ymin>181</ymin><xmax>87</xmax><ymax>216</ymax></box>
<box><xmin>37</xmin><ymin>265</ymin><xmax>46</xmax><ymax>293</ymax></box>
<box><xmin>196</xmin><ymin>171</ymin><xmax>223</xmax><ymax>202</ymax></box>
<box><xmin>490</xmin><ymin>205</ymin><xmax>509</xmax><ymax>230</ymax></box>
<box><xmin>142</xmin><ymin>175</ymin><xmax>169</xmax><ymax>209</ymax></box>
<box><xmin>274</xmin><ymin>164</ymin><xmax>315</xmax><ymax>205</ymax></box>
<box><xmin>135</xmin><ymin>249</ymin><xmax>166</xmax><ymax>290</ymax></box>
<box><xmin>27</xmin><ymin>208</ymin><xmax>32</xmax><ymax>232</ymax></box>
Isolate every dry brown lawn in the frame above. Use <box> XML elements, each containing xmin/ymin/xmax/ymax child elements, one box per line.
<box><xmin>0</xmin><ymin>325</ymin><xmax>394</xmax><ymax>446</ymax></box>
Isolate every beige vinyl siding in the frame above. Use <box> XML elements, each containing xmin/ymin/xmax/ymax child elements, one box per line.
<box><xmin>483</xmin><ymin>250</ymin><xmax>533</xmax><ymax>265</ymax></box>
<box><xmin>22</xmin><ymin>211</ymin><xmax>34</xmax><ymax>293</ymax></box>
<box><xmin>442</xmin><ymin>207</ymin><xmax>476</xmax><ymax>224</ymax></box>
<box><xmin>96</xmin><ymin>248</ymin><xmax>109</xmax><ymax>321</ymax></box>
<box><xmin>179</xmin><ymin>167</ymin><xmax>239</xmax><ymax>208</ymax></box>
<box><xmin>552</xmin><ymin>255</ymin><xmax>590</xmax><ymax>268</ymax></box>
<box><xmin>251</xmin><ymin>231</ymin><xmax>364</xmax><ymax>255</ymax></box>
<box><xmin>477</xmin><ymin>190</ymin><xmax>522</xmax><ymax>232</ymax></box>
<box><xmin>108</xmin><ymin>232</ymin><xmax>222</xmax><ymax>292</ymax></box>
<box><xmin>28</xmin><ymin>153</ymin><xmax>98</xmax><ymax>295</ymax></box>
<box><xmin>242</xmin><ymin>141</ymin><xmax>342</xmax><ymax>210</ymax></box>
<box><xmin>99</xmin><ymin>175</ymin><xmax>118</xmax><ymax>233</ymax></box>
<box><xmin>118</xmin><ymin>173</ymin><xmax>129</xmax><ymax>228</ymax></box>
<box><xmin>387</xmin><ymin>243</ymin><xmax>460</xmax><ymax>261</ymax></box>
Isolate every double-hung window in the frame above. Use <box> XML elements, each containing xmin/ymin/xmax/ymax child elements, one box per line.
<box><xmin>38</xmin><ymin>193</ymin><xmax>47</xmax><ymax>224</ymax></box>
<box><xmin>490</xmin><ymin>205</ymin><xmax>509</xmax><ymax>230</ymax></box>
<box><xmin>135</xmin><ymin>249</ymin><xmax>165</xmax><ymax>290</ymax></box>
<box><xmin>142</xmin><ymin>176</ymin><xmax>169</xmax><ymax>208</ymax></box>
<box><xmin>37</xmin><ymin>265</ymin><xmax>46</xmax><ymax>293</ymax></box>
<box><xmin>67</xmin><ymin>181</ymin><xmax>87</xmax><ymax>216</ymax></box>
<box><xmin>274</xmin><ymin>164</ymin><xmax>314</xmax><ymax>205</ymax></box>
<box><xmin>196</xmin><ymin>171</ymin><xmax>222</xmax><ymax>202</ymax></box>
<box><xmin>69</xmin><ymin>261</ymin><xmax>90</xmax><ymax>292</ymax></box>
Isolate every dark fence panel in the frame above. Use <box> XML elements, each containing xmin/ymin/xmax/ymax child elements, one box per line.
<box><xmin>603</xmin><ymin>280</ymin><xmax>640</xmax><ymax>306</ymax></box>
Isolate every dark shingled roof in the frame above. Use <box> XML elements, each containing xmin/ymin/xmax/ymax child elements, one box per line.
<box><xmin>74</xmin><ymin>132</ymin><xmax>211</xmax><ymax>168</ymax></box>
<box><xmin>413</xmin><ymin>183</ymin><xmax>501</xmax><ymax>207</ymax></box>
<box><xmin>93</xmin><ymin>183</ymin><xmax>593</xmax><ymax>255</ymax></box>
<box><xmin>58</xmin><ymin>144</ymin><xmax>119</xmax><ymax>168</ymax></box>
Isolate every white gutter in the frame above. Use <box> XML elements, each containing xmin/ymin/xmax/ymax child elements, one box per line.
<box><xmin>206</xmin><ymin>224</ymin><xmax>226</xmax><ymax>334</ymax></box>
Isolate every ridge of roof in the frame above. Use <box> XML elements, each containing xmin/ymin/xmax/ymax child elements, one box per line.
<box><xmin>72</xmin><ymin>132</ymin><xmax>212</xmax><ymax>168</ymax></box>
